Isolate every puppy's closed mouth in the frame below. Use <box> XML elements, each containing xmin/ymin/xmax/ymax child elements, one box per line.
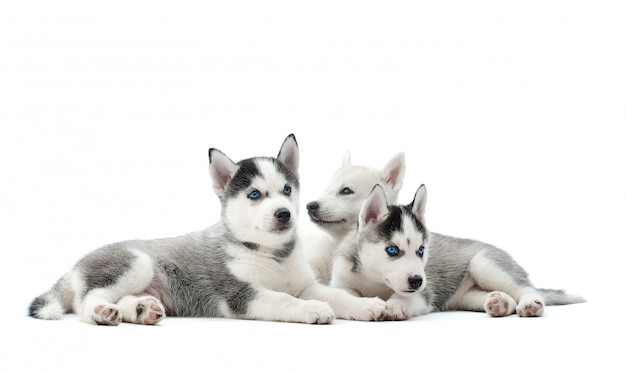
<box><xmin>271</xmin><ymin>225</ymin><xmax>293</xmax><ymax>233</ymax></box>
<box><xmin>308</xmin><ymin>213</ymin><xmax>345</xmax><ymax>224</ymax></box>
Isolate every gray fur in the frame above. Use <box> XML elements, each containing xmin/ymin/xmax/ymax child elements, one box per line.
<box><xmin>29</xmin><ymin>133</ymin><xmax>388</xmax><ymax>325</ymax></box>
<box><xmin>333</xmin><ymin>184</ymin><xmax>585</xmax><ymax>319</ymax></box>
<box><xmin>29</xmin><ymin>134</ymin><xmax>292</xmax><ymax>321</ymax></box>
<box><xmin>140</xmin><ymin>226</ymin><xmax>258</xmax><ymax>317</ymax></box>
<box><xmin>29</xmin><ymin>213</ymin><xmax>261</xmax><ymax>319</ymax></box>
<box><xmin>425</xmin><ymin>233</ymin><xmax>522</xmax><ymax>311</ymax></box>
<box><xmin>76</xmin><ymin>244</ymin><xmax>137</xmax><ymax>294</ymax></box>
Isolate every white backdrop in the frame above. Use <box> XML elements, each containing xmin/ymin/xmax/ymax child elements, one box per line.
<box><xmin>1</xmin><ymin>0</ymin><xmax>624</xmax><ymax>370</ymax></box>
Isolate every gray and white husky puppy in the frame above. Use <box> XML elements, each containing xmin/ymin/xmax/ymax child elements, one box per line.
<box><xmin>331</xmin><ymin>184</ymin><xmax>585</xmax><ymax>319</ymax></box>
<box><xmin>29</xmin><ymin>134</ymin><xmax>387</xmax><ymax>325</ymax></box>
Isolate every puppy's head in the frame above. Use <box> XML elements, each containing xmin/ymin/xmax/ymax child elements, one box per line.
<box><xmin>357</xmin><ymin>184</ymin><xmax>429</xmax><ymax>296</ymax></box>
<box><xmin>209</xmin><ymin>134</ymin><xmax>300</xmax><ymax>247</ymax></box>
<box><xmin>306</xmin><ymin>152</ymin><xmax>405</xmax><ymax>241</ymax></box>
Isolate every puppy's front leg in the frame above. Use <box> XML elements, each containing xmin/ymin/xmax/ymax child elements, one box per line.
<box><xmin>385</xmin><ymin>293</ymin><xmax>431</xmax><ymax>320</ymax></box>
<box><xmin>300</xmin><ymin>283</ymin><xmax>387</xmax><ymax>321</ymax></box>
<box><xmin>242</xmin><ymin>288</ymin><xmax>336</xmax><ymax>324</ymax></box>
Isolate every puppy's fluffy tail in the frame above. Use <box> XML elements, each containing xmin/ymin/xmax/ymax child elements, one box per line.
<box><xmin>29</xmin><ymin>273</ymin><xmax>73</xmax><ymax>320</ymax></box>
<box><xmin>539</xmin><ymin>288</ymin><xmax>586</xmax><ymax>306</ymax></box>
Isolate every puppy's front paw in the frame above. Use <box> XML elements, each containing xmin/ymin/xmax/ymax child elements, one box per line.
<box><xmin>346</xmin><ymin>297</ymin><xmax>387</xmax><ymax>321</ymax></box>
<box><xmin>386</xmin><ymin>298</ymin><xmax>409</xmax><ymax>321</ymax></box>
<box><xmin>302</xmin><ymin>300</ymin><xmax>336</xmax><ymax>324</ymax></box>
<box><xmin>484</xmin><ymin>291</ymin><xmax>516</xmax><ymax>317</ymax></box>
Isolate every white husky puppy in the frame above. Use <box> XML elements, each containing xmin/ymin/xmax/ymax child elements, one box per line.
<box><xmin>29</xmin><ymin>134</ymin><xmax>386</xmax><ymax>325</ymax></box>
<box><xmin>331</xmin><ymin>185</ymin><xmax>585</xmax><ymax>319</ymax></box>
<box><xmin>304</xmin><ymin>152</ymin><xmax>405</xmax><ymax>283</ymax></box>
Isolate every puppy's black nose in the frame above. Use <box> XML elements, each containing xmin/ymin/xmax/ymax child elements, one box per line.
<box><xmin>408</xmin><ymin>275</ymin><xmax>423</xmax><ymax>290</ymax></box>
<box><xmin>306</xmin><ymin>201</ymin><xmax>319</xmax><ymax>212</ymax></box>
<box><xmin>275</xmin><ymin>208</ymin><xmax>291</xmax><ymax>224</ymax></box>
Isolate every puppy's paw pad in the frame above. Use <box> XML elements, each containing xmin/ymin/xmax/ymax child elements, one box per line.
<box><xmin>136</xmin><ymin>296</ymin><xmax>165</xmax><ymax>325</ymax></box>
<box><xmin>484</xmin><ymin>291</ymin><xmax>516</xmax><ymax>317</ymax></box>
<box><xmin>517</xmin><ymin>298</ymin><xmax>544</xmax><ymax>317</ymax></box>
<box><xmin>93</xmin><ymin>304</ymin><xmax>121</xmax><ymax>326</ymax></box>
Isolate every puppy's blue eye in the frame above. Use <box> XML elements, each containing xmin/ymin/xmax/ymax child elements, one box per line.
<box><xmin>283</xmin><ymin>185</ymin><xmax>291</xmax><ymax>196</ymax></box>
<box><xmin>417</xmin><ymin>246</ymin><xmax>425</xmax><ymax>257</ymax></box>
<box><xmin>248</xmin><ymin>190</ymin><xmax>261</xmax><ymax>200</ymax></box>
<box><xmin>386</xmin><ymin>245</ymin><xmax>399</xmax><ymax>257</ymax></box>
<box><xmin>340</xmin><ymin>187</ymin><xmax>353</xmax><ymax>195</ymax></box>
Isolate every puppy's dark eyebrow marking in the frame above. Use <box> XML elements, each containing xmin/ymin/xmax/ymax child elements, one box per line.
<box><xmin>226</xmin><ymin>158</ymin><xmax>261</xmax><ymax>197</ymax></box>
<box><xmin>378</xmin><ymin>206</ymin><xmax>404</xmax><ymax>241</ymax></box>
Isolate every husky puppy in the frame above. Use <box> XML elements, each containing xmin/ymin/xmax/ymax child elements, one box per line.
<box><xmin>331</xmin><ymin>185</ymin><xmax>585</xmax><ymax>319</ymax></box>
<box><xmin>304</xmin><ymin>152</ymin><xmax>405</xmax><ymax>283</ymax></box>
<box><xmin>29</xmin><ymin>134</ymin><xmax>386</xmax><ymax>325</ymax></box>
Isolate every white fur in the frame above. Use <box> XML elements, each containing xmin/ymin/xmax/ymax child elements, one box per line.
<box><xmin>38</xmin><ymin>301</ymin><xmax>64</xmax><ymax>320</ymax></box>
<box><xmin>304</xmin><ymin>152</ymin><xmax>406</xmax><ymax>283</ymax></box>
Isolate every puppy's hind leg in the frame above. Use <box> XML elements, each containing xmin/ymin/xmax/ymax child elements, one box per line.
<box><xmin>468</xmin><ymin>249</ymin><xmax>545</xmax><ymax>317</ymax></box>
<box><xmin>79</xmin><ymin>289</ymin><xmax>123</xmax><ymax>326</ymax></box>
<box><xmin>74</xmin><ymin>247</ymin><xmax>157</xmax><ymax>325</ymax></box>
<box><xmin>446</xmin><ymin>277</ymin><xmax>517</xmax><ymax>317</ymax></box>
<box><xmin>116</xmin><ymin>295</ymin><xmax>165</xmax><ymax>325</ymax></box>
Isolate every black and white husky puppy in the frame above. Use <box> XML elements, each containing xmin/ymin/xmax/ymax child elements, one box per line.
<box><xmin>29</xmin><ymin>134</ymin><xmax>386</xmax><ymax>325</ymax></box>
<box><xmin>331</xmin><ymin>185</ymin><xmax>585</xmax><ymax>319</ymax></box>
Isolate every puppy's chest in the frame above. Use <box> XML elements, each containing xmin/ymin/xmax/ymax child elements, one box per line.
<box><xmin>355</xmin><ymin>274</ymin><xmax>395</xmax><ymax>300</ymax></box>
<box><xmin>226</xmin><ymin>246</ymin><xmax>308</xmax><ymax>295</ymax></box>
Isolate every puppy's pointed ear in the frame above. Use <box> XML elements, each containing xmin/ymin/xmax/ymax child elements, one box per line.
<box><xmin>208</xmin><ymin>148</ymin><xmax>239</xmax><ymax>197</ymax></box>
<box><xmin>277</xmin><ymin>134</ymin><xmax>299</xmax><ymax>177</ymax></box>
<box><xmin>341</xmin><ymin>151</ymin><xmax>352</xmax><ymax>168</ymax></box>
<box><xmin>410</xmin><ymin>184</ymin><xmax>427</xmax><ymax>223</ymax></box>
<box><xmin>359</xmin><ymin>185</ymin><xmax>389</xmax><ymax>227</ymax></box>
<box><xmin>381</xmin><ymin>152</ymin><xmax>405</xmax><ymax>193</ymax></box>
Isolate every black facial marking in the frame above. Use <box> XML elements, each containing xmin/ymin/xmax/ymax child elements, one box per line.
<box><xmin>378</xmin><ymin>205</ymin><xmax>427</xmax><ymax>259</ymax></box>
<box><xmin>225</xmin><ymin>157</ymin><xmax>299</xmax><ymax>199</ymax></box>
<box><xmin>226</xmin><ymin>158</ymin><xmax>261</xmax><ymax>198</ymax></box>
<box><xmin>377</xmin><ymin>206</ymin><xmax>404</xmax><ymax>241</ymax></box>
